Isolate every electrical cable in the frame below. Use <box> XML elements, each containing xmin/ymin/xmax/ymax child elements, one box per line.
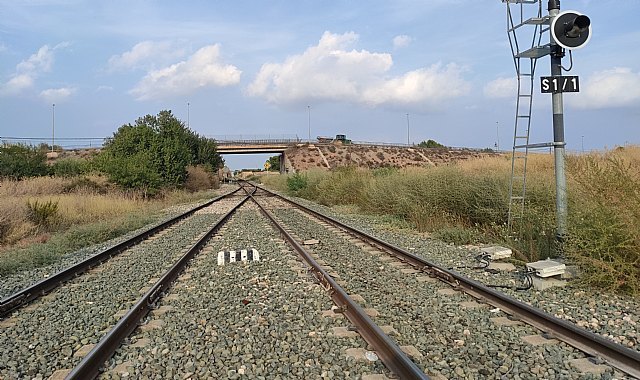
<box><xmin>561</xmin><ymin>50</ymin><xmax>574</xmax><ymax>71</ymax></box>
<box><xmin>449</xmin><ymin>253</ymin><xmax>492</xmax><ymax>270</ymax></box>
<box><xmin>486</xmin><ymin>268</ymin><xmax>535</xmax><ymax>291</ymax></box>
<box><xmin>447</xmin><ymin>252</ymin><xmax>534</xmax><ymax>291</ymax></box>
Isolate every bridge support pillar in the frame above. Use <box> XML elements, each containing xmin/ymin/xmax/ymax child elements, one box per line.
<box><xmin>279</xmin><ymin>153</ymin><xmax>285</xmax><ymax>174</ymax></box>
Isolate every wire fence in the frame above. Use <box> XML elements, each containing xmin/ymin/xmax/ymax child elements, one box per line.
<box><xmin>0</xmin><ymin>136</ymin><xmax>107</xmax><ymax>150</ymax></box>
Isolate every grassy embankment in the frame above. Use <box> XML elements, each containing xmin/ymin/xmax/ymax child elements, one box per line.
<box><xmin>0</xmin><ymin>174</ymin><xmax>219</xmax><ymax>276</ymax></box>
<box><xmin>261</xmin><ymin>146</ymin><xmax>640</xmax><ymax>294</ymax></box>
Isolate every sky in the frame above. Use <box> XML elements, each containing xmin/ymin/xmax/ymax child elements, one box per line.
<box><xmin>1</xmin><ymin>0</ymin><xmax>639</xmax><ymax>169</ymax></box>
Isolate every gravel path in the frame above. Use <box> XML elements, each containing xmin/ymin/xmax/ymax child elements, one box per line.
<box><xmin>103</xmin><ymin>204</ymin><xmax>387</xmax><ymax>379</ymax></box>
<box><xmin>270</xmin><ymin>200</ymin><xmax>629</xmax><ymax>379</ymax></box>
<box><xmin>285</xmin><ymin>194</ymin><xmax>640</xmax><ymax>354</ymax></box>
<box><xmin>0</xmin><ymin>199</ymin><xmax>236</xmax><ymax>379</ymax></box>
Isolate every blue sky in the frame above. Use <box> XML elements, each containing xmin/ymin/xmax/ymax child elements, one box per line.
<box><xmin>1</xmin><ymin>0</ymin><xmax>639</xmax><ymax>169</ymax></box>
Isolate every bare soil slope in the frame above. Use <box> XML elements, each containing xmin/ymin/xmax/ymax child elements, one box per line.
<box><xmin>285</xmin><ymin>143</ymin><xmax>493</xmax><ymax>172</ymax></box>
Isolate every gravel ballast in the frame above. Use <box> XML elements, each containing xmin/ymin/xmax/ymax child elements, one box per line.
<box><xmin>269</xmin><ymin>197</ymin><xmax>633</xmax><ymax>379</ymax></box>
<box><xmin>0</xmin><ymin>199</ymin><xmax>236</xmax><ymax>379</ymax></box>
<box><xmin>104</xmin><ymin>205</ymin><xmax>387</xmax><ymax>379</ymax></box>
<box><xmin>286</xmin><ymin>194</ymin><xmax>640</xmax><ymax>354</ymax></box>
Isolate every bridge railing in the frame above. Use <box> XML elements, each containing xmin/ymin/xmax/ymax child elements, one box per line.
<box><xmin>215</xmin><ymin>138</ymin><xmax>302</xmax><ymax>146</ymax></box>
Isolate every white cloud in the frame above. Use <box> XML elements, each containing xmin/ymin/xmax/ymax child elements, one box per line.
<box><xmin>107</xmin><ymin>41</ymin><xmax>186</xmax><ymax>71</ymax></box>
<box><xmin>129</xmin><ymin>44</ymin><xmax>241</xmax><ymax>101</ymax></box>
<box><xmin>247</xmin><ymin>31</ymin><xmax>470</xmax><ymax>109</ymax></box>
<box><xmin>484</xmin><ymin>76</ymin><xmax>517</xmax><ymax>98</ymax></box>
<box><xmin>393</xmin><ymin>35</ymin><xmax>412</xmax><ymax>49</ymax></box>
<box><xmin>39</xmin><ymin>87</ymin><xmax>76</xmax><ymax>103</ymax></box>
<box><xmin>569</xmin><ymin>67</ymin><xmax>640</xmax><ymax>109</ymax></box>
<box><xmin>361</xmin><ymin>64</ymin><xmax>470</xmax><ymax>106</ymax></box>
<box><xmin>16</xmin><ymin>45</ymin><xmax>55</xmax><ymax>74</ymax></box>
<box><xmin>0</xmin><ymin>43</ymin><xmax>69</xmax><ymax>96</ymax></box>
<box><xmin>2</xmin><ymin>74</ymin><xmax>35</xmax><ymax>95</ymax></box>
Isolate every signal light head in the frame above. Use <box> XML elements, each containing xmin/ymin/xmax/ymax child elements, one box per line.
<box><xmin>551</xmin><ymin>11</ymin><xmax>592</xmax><ymax>50</ymax></box>
<box><xmin>564</xmin><ymin>15</ymin><xmax>591</xmax><ymax>38</ymax></box>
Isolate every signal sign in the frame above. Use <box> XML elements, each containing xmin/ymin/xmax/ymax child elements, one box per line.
<box><xmin>540</xmin><ymin>76</ymin><xmax>580</xmax><ymax>93</ymax></box>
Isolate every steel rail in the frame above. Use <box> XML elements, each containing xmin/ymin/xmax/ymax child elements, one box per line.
<box><xmin>245</xmin><ymin>187</ymin><xmax>429</xmax><ymax>380</ymax></box>
<box><xmin>257</xmin><ymin>184</ymin><xmax>640</xmax><ymax>378</ymax></box>
<box><xmin>0</xmin><ymin>187</ymin><xmax>242</xmax><ymax>319</ymax></box>
<box><xmin>66</xmin><ymin>190</ymin><xmax>254</xmax><ymax>379</ymax></box>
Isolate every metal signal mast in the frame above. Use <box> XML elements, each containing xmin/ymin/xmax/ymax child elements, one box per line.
<box><xmin>503</xmin><ymin>0</ymin><xmax>591</xmax><ymax>242</ymax></box>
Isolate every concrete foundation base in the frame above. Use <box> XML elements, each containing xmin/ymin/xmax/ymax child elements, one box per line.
<box><xmin>531</xmin><ymin>275</ymin><xmax>566</xmax><ymax>291</ymax></box>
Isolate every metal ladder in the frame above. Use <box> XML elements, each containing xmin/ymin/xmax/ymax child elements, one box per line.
<box><xmin>504</xmin><ymin>0</ymin><xmax>550</xmax><ymax>230</ymax></box>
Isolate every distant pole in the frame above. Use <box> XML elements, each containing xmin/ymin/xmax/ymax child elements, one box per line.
<box><xmin>187</xmin><ymin>102</ymin><xmax>190</xmax><ymax>128</ymax></box>
<box><xmin>307</xmin><ymin>105</ymin><xmax>311</xmax><ymax>142</ymax></box>
<box><xmin>406</xmin><ymin>113</ymin><xmax>410</xmax><ymax>146</ymax></box>
<box><xmin>496</xmin><ymin>121</ymin><xmax>500</xmax><ymax>151</ymax></box>
<box><xmin>581</xmin><ymin>135</ymin><xmax>584</xmax><ymax>153</ymax></box>
<box><xmin>52</xmin><ymin>103</ymin><xmax>55</xmax><ymax>152</ymax></box>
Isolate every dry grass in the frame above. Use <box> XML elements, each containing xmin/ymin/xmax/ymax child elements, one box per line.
<box><xmin>0</xmin><ymin>175</ymin><xmax>219</xmax><ymax>258</ymax></box>
<box><xmin>262</xmin><ymin>146</ymin><xmax>640</xmax><ymax>294</ymax></box>
<box><xmin>0</xmin><ymin>176</ymin><xmax>72</xmax><ymax>196</ymax></box>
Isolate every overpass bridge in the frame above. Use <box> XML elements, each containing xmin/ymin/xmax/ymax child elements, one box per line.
<box><xmin>215</xmin><ymin>138</ymin><xmax>300</xmax><ymax>154</ymax></box>
<box><xmin>215</xmin><ymin>138</ymin><xmax>303</xmax><ymax>173</ymax></box>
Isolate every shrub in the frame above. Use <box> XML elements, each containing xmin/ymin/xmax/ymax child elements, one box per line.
<box><xmin>184</xmin><ymin>165</ymin><xmax>218</xmax><ymax>192</ymax></box>
<box><xmin>97</xmin><ymin>153</ymin><xmax>162</xmax><ymax>196</ymax></box>
<box><xmin>51</xmin><ymin>158</ymin><xmax>90</xmax><ymax>177</ymax></box>
<box><xmin>287</xmin><ymin>173</ymin><xmax>308</xmax><ymax>193</ymax></box>
<box><xmin>565</xmin><ymin>152</ymin><xmax>640</xmax><ymax>294</ymax></box>
<box><xmin>418</xmin><ymin>139</ymin><xmax>446</xmax><ymax>148</ymax></box>
<box><xmin>26</xmin><ymin>199</ymin><xmax>59</xmax><ymax>228</ymax></box>
<box><xmin>0</xmin><ymin>144</ymin><xmax>49</xmax><ymax>179</ymax></box>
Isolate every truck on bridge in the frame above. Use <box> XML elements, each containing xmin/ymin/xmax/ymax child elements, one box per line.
<box><xmin>316</xmin><ymin>134</ymin><xmax>351</xmax><ymax>144</ymax></box>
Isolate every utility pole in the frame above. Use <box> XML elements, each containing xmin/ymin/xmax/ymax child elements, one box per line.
<box><xmin>549</xmin><ymin>0</ymin><xmax>567</xmax><ymax>241</ymax></box>
<box><xmin>52</xmin><ymin>103</ymin><xmax>55</xmax><ymax>152</ymax></box>
<box><xmin>496</xmin><ymin>121</ymin><xmax>500</xmax><ymax>151</ymax></box>
<box><xmin>187</xmin><ymin>102</ymin><xmax>190</xmax><ymax>128</ymax></box>
<box><xmin>307</xmin><ymin>105</ymin><xmax>311</xmax><ymax>142</ymax></box>
<box><xmin>406</xmin><ymin>113</ymin><xmax>410</xmax><ymax>146</ymax></box>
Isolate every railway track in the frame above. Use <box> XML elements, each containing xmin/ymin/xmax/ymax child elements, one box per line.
<box><xmin>1</xmin><ymin>181</ymin><xmax>638</xmax><ymax>379</ymax></box>
<box><xmin>257</xmin><ymin>184</ymin><xmax>639</xmax><ymax>378</ymax></box>
<box><xmin>0</xmin><ymin>188</ymin><xmax>246</xmax><ymax>378</ymax></box>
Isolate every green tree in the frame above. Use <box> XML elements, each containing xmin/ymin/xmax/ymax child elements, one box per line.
<box><xmin>418</xmin><ymin>139</ymin><xmax>445</xmax><ymax>148</ymax></box>
<box><xmin>265</xmin><ymin>155</ymin><xmax>280</xmax><ymax>171</ymax></box>
<box><xmin>0</xmin><ymin>144</ymin><xmax>49</xmax><ymax>179</ymax></box>
<box><xmin>98</xmin><ymin>110</ymin><xmax>223</xmax><ymax>192</ymax></box>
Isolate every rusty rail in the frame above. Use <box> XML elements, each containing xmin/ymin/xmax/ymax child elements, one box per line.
<box><xmin>245</xmin><ymin>186</ymin><xmax>428</xmax><ymax>379</ymax></box>
<box><xmin>66</xmin><ymin>190</ymin><xmax>253</xmax><ymax>379</ymax></box>
<box><xmin>0</xmin><ymin>187</ymin><xmax>241</xmax><ymax>319</ymax></box>
<box><xmin>256</xmin><ymin>184</ymin><xmax>640</xmax><ymax>379</ymax></box>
